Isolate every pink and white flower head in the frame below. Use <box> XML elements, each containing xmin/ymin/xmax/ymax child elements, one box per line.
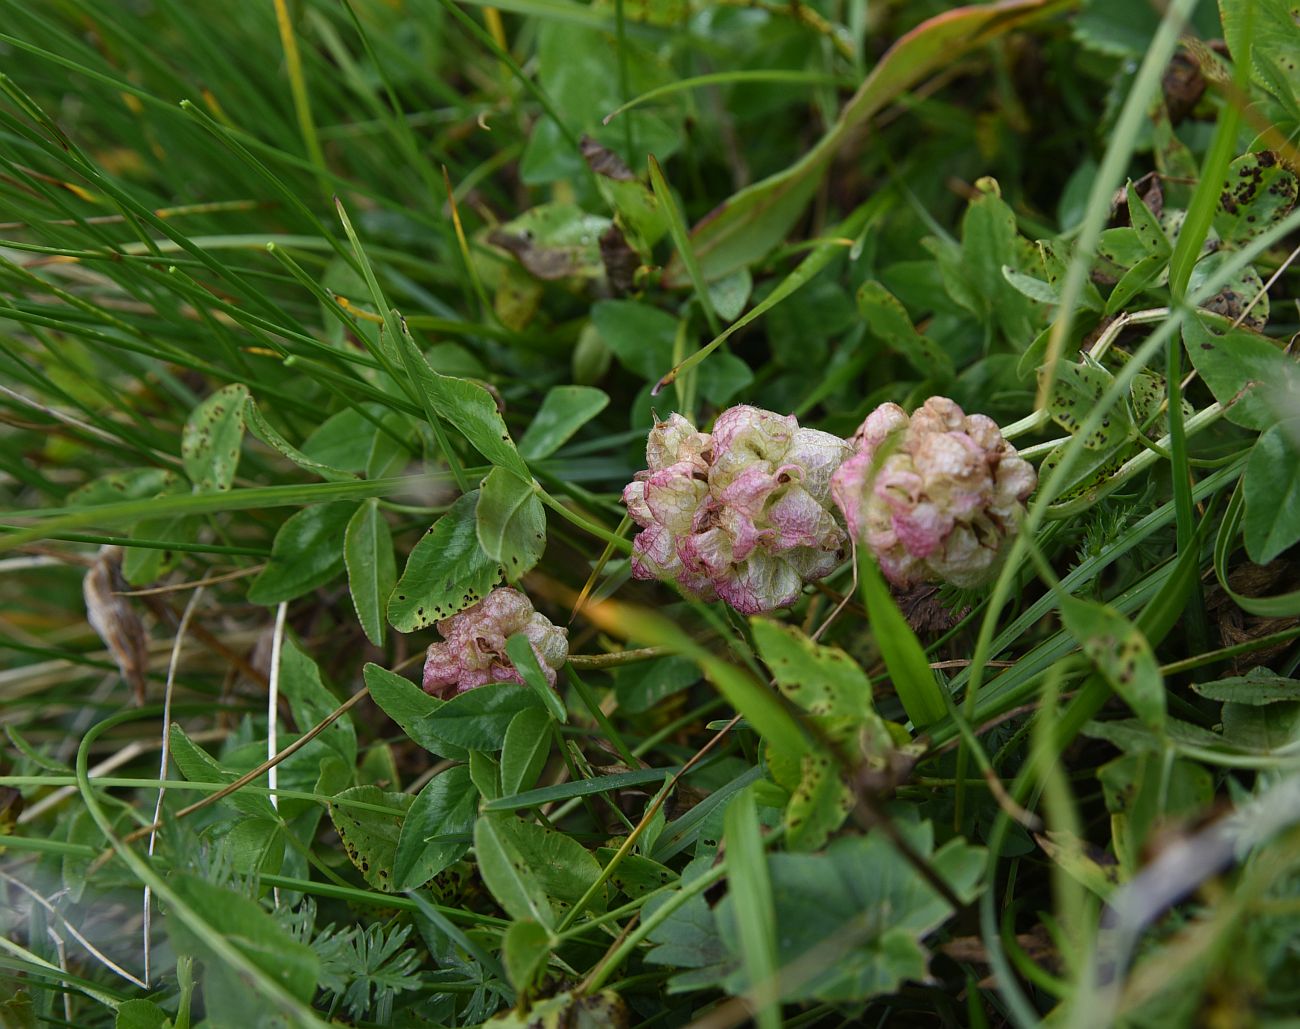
<box><xmin>622</xmin><ymin>405</ymin><xmax>852</xmax><ymax>614</ymax></box>
<box><xmin>831</xmin><ymin>397</ymin><xmax>1037</xmax><ymax>589</ymax></box>
<box><xmin>422</xmin><ymin>587</ymin><xmax>568</xmax><ymax>700</ymax></box>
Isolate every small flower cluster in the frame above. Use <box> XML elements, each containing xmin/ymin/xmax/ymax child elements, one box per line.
<box><xmin>422</xmin><ymin>587</ymin><xmax>568</xmax><ymax>700</ymax></box>
<box><xmin>622</xmin><ymin>406</ymin><xmax>851</xmax><ymax>614</ymax></box>
<box><xmin>623</xmin><ymin>398</ymin><xmax>1036</xmax><ymax>609</ymax></box>
<box><xmin>830</xmin><ymin>397</ymin><xmax>1037</xmax><ymax>589</ymax></box>
<box><xmin>421</xmin><ymin>399</ymin><xmax>1035</xmax><ymax>699</ymax></box>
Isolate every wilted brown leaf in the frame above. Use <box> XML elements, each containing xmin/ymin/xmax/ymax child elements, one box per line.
<box><xmin>83</xmin><ymin>546</ymin><xmax>149</xmax><ymax>704</ymax></box>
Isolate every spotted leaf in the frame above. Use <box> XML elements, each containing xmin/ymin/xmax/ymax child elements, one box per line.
<box><xmin>1042</xmin><ymin>361</ymin><xmax>1132</xmax><ymax>449</ymax></box>
<box><xmin>476</xmin><ymin>814</ymin><xmax>603</xmax><ymax>929</ymax></box>
<box><xmin>596</xmin><ymin>849</ymin><xmax>679</xmax><ymax>899</ymax></box>
<box><xmin>476</xmin><ymin>467</ymin><xmax>547</xmax><ymax>582</ymax></box>
<box><xmin>181</xmin><ymin>383</ymin><xmax>248</xmax><ymax>493</ymax></box>
<box><xmin>1061</xmin><ymin>596</ymin><xmax>1165</xmax><ymax>731</ymax></box>
<box><xmin>1129</xmin><ymin>370</ymin><xmax>1191</xmax><ymax>435</ymax></box>
<box><xmin>1126</xmin><ymin>179</ymin><xmax>1170</xmax><ymax>256</ymax></box>
<box><xmin>1037</xmin><ymin>441</ymin><xmax>1129</xmax><ymax>503</ymax></box>
<box><xmin>855</xmin><ymin>280</ymin><xmax>955</xmax><ymax>381</ymax></box>
<box><xmin>1215</xmin><ymin>151</ymin><xmax>1297</xmax><ymax>245</ymax></box>
<box><xmin>1190</xmin><ymin>250</ymin><xmax>1269</xmax><ymax>329</ymax></box>
<box><xmin>784</xmin><ymin>749</ymin><xmax>855</xmax><ymax>852</ymax></box>
<box><xmin>388</xmin><ymin>491</ymin><xmax>502</xmax><ymax>632</ymax></box>
<box><xmin>751</xmin><ymin>618</ymin><xmax>875</xmax><ymax>723</ymax></box>
<box><xmin>328</xmin><ymin>785</ymin><xmax>413</xmax><ymax>892</ymax></box>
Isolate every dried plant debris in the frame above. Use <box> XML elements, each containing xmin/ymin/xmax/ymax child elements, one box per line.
<box><xmin>82</xmin><ymin>547</ymin><xmax>150</xmax><ymax>704</ymax></box>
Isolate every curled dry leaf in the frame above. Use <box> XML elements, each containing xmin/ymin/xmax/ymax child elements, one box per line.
<box><xmin>580</xmin><ymin>134</ymin><xmax>635</xmax><ymax>181</ymax></box>
<box><xmin>600</xmin><ymin>223</ymin><xmax>639</xmax><ymax>295</ymax></box>
<box><xmin>83</xmin><ymin>546</ymin><xmax>150</xmax><ymax>704</ymax></box>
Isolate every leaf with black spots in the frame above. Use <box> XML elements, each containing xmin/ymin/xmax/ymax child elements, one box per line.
<box><xmin>328</xmin><ymin>785</ymin><xmax>413</xmax><ymax>892</ymax></box>
<box><xmin>783</xmin><ymin>749</ymin><xmax>855</xmax><ymax>852</ymax></box>
<box><xmin>1190</xmin><ymin>250</ymin><xmax>1269</xmax><ymax>329</ymax></box>
<box><xmin>67</xmin><ymin>468</ymin><xmax>183</xmax><ymax>507</ymax></box>
<box><xmin>388</xmin><ymin>491</ymin><xmax>501</xmax><ymax>632</ymax></box>
<box><xmin>1036</xmin><ymin>440</ymin><xmax>1130</xmax><ymax>504</ymax></box>
<box><xmin>181</xmin><ymin>383</ymin><xmax>248</xmax><ymax>493</ymax></box>
<box><xmin>596</xmin><ymin>849</ymin><xmax>679</xmax><ymax>899</ymax></box>
<box><xmin>243</xmin><ymin>396</ymin><xmax>358</xmax><ymax>482</ymax></box>
<box><xmin>474</xmin><ymin>814</ymin><xmax>555</xmax><ymax>929</ymax></box>
<box><xmin>1183</xmin><ymin>314</ymin><xmax>1300</xmax><ymax>430</ymax></box>
<box><xmin>856</xmin><ymin>280</ymin><xmax>955</xmax><ymax>381</ymax></box>
<box><xmin>483</xmin><ymin>990</ymin><xmax>629</xmax><ymax>1029</ymax></box>
<box><xmin>1126</xmin><ymin>179</ymin><xmax>1170</xmax><ymax>255</ymax></box>
<box><xmin>1042</xmin><ymin>360</ymin><xmax>1132</xmax><ymax>449</ymax></box>
<box><xmin>1191</xmin><ymin>667</ymin><xmax>1300</xmax><ymax>706</ymax></box>
<box><xmin>477</xmin><ymin>468</ymin><xmax>547</xmax><ymax>582</ymax></box>
<box><xmin>476</xmin><ymin>813</ymin><xmax>604</xmax><ymax>929</ymax></box>
<box><xmin>751</xmin><ymin>619</ymin><xmax>875</xmax><ymax>723</ymax></box>
<box><xmin>1095</xmin><ymin>226</ymin><xmax>1147</xmax><ymax>279</ymax></box>
<box><xmin>1061</xmin><ymin>596</ymin><xmax>1165</xmax><ymax>731</ymax></box>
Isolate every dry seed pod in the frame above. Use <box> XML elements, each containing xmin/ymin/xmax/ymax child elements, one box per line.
<box><xmin>422</xmin><ymin>587</ymin><xmax>568</xmax><ymax>700</ymax></box>
<box><xmin>831</xmin><ymin>397</ymin><xmax>1037</xmax><ymax>589</ymax></box>
<box><xmin>623</xmin><ymin>406</ymin><xmax>851</xmax><ymax>613</ymax></box>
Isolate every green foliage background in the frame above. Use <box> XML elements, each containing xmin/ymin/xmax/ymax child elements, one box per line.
<box><xmin>1</xmin><ymin>0</ymin><xmax>1299</xmax><ymax>1026</ymax></box>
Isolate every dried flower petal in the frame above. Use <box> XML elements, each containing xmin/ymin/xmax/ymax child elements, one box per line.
<box><xmin>422</xmin><ymin>587</ymin><xmax>568</xmax><ymax>700</ymax></box>
<box><xmin>831</xmin><ymin>397</ymin><xmax>1037</xmax><ymax>589</ymax></box>
<box><xmin>623</xmin><ymin>406</ymin><xmax>852</xmax><ymax>613</ymax></box>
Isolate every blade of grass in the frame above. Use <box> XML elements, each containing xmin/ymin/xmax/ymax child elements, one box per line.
<box><xmin>441</xmin><ymin>163</ymin><xmax>493</xmax><ymax>322</ymax></box>
<box><xmin>857</xmin><ymin>547</ymin><xmax>948</xmax><ymax>728</ymax></box>
<box><xmin>333</xmin><ymin>200</ymin><xmax>474</xmax><ymax>491</ymax></box>
<box><xmin>724</xmin><ymin>787</ymin><xmax>781</xmax><ymax>1029</ymax></box>
<box><xmin>1035</xmin><ymin>0</ymin><xmax>1201</xmax><ymax>409</ymax></box>
<box><xmin>482</xmin><ymin>767</ymin><xmax>675</xmax><ymax>812</ymax></box>
<box><xmin>565</xmin><ymin>664</ymin><xmax>639</xmax><ymax>769</ymax></box>
<box><xmin>648</xmin><ymin>154</ymin><xmax>720</xmax><ymax>337</ymax></box>
<box><xmin>605</xmin><ymin>70</ymin><xmax>850</xmax><ymax>123</ymax></box>
<box><xmin>74</xmin><ymin>708</ymin><xmax>328</xmax><ymax>1027</ymax></box>
<box><xmin>653</xmin><ymin>195</ymin><xmax>881</xmax><ymax>394</ymax></box>
<box><xmin>1161</xmin><ymin>9</ymin><xmax>1255</xmax><ymax>664</ymax></box>
<box><xmin>0</xmin><ymin>475</ymin><xmax>435</xmax><ymax>553</ymax></box>
<box><xmin>962</xmin><ymin>0</ymin><xmax>1208</xmax><ymax>828</ymax></box>
<box><xmin>272</xmin><ymin>0</ymin><xmax>330</xmax><ymax>203</ymax></box>
<box><xmin>0</xmin><ymin>528</ymin><xmax>269</xmax><ymax>557</ymax></box>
